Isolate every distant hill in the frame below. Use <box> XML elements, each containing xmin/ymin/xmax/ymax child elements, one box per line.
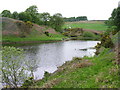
<box><xmin>1</xmin><ymin>17</ymin><xmax>58</xmax><ymax>37</ymax></box>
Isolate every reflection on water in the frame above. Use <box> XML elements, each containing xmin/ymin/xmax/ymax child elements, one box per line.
<box><xmin>19</xmin><ymin>40</ymin><xmax>100</xmax><ymax>79</ymax></box>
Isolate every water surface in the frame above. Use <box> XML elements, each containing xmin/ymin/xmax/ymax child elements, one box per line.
<box><xmin>20</xmin><ymin>40</ymin><xmax>99</xmax><ymax>79</ymax></box>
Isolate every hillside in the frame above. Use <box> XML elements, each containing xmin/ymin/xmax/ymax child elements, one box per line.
<box><xmin>1</xmin><ymin>17</ymin><xmax>57</xmax><ymax>36</ymax></box>
<box><xmin>1</xmin><ymin>17</ymin><xmax>66</xmax><ymax>45</ymax></box>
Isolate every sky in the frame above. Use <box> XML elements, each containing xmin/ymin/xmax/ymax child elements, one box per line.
<box><xmin>0</xmin><ymin>0</ymin><xmax>120</xmax><ymax>20</ymax></box>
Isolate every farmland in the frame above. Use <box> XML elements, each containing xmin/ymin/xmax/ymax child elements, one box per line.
<box><xmin>63</xmin><ymin>21</ymin><xmax>108</xmax><ymax>31</ymax></box>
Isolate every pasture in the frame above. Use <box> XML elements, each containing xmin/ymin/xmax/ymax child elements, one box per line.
<box><xmin>63</xmin><ymin>21</ymin><xmax>108</xmax><ymax>31</ymax></box>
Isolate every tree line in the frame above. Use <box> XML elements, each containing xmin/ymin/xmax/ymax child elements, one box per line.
<box><xmin>64</xmin><ymin>16</ymin><xmax>88</xmax><ymax>22</ymax></box>
<box><xmin>1</xmin><ymin>5</ymin><xmax>64</xmax><ymax>32</ymax></box>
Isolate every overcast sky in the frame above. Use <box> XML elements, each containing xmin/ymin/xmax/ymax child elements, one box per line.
<box><xmin>0</xmin><ymin>0</ymin><xmax>119</xmax><ymax>20</ymax></box>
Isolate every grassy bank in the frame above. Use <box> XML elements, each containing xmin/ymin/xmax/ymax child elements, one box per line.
<box><xmin>33</xmin><ymin>47</ymin><xmax>119</xmax><ymax>88</ymax></box>
<box><xmin>2</xmin><ymin>33</ymin><xmax>67</xmax><ymax>43</ymax></box>
<box><xmin>63</xmin><ymin>21</ymin><xmax>108</xmax><ymax>31</ymax></box>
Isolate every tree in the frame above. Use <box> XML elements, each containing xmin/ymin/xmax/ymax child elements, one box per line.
<box><xmin>39</xmin><ymin>12</ymin><xmax>51</xmax><ymax>25</ymax></box>
<box><xmin>1</xmin><ymin>10</ymin><xmax>12</xmax><ymax>18</ymax></box>
<box><xmin>106</xmin><ymin>7</ymin><xmax>120</xmax><ymax>31</ymax></box>
<box><xmin>2</xmin><ymin>46</ymin><xmax>28</xmax><ymax>88</ymax></box>
<box><xmin>50</xmin><ymin>13</ymin><xmax>64</xmax><ymax>32</ymax></box>
<box><xmin>25</xmin><ymin>5</ymin><xmax>39</xmax><ymax>23</ymax></box>
<box><xmin>113</xmin><ymin>7</ymin><xmax>120</xmax><ymax>30</ymax></box>
<box><xmin>25</xmin><ymin>5</ymin><xmax>38</xmax><ymax>15</ymax></box>
<box><xmin>18</xmin><ymin>12</ymin><xmax>32</xmax><ymax>22</ymax></box>
<box><xmin>12</xmin><ymin>11</ymin><xmax>19</xmax><ymax>19</ymax></box>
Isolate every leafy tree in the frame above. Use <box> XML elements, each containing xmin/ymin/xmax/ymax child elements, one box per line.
<box><xmin>2</xmin><ymin>46</ymin><xmax>28</xmax><ymax>88</ymax></box>
<box><xmin>113</xmin><ymin>7</ymin><xmax>120</xmax><ymax>30</ymax></box>
<box><xmin>50</xmin><ymin>13</ymin><xmax>64</xmax><ymax>32</ymax></box>
<box><xmin>106</xmin><ymin>7</ymin><xmax>120</xmax><ymax>31</ymax></box>
<box><xmin>1</xmin><ymin>10</ymin><xmax>12</xmax><ymax>18</ymax></box>
<box><xmin>106</xmin><ymin>9</ymin><xmax>117</xmax><ymax>27</ymax></box>
<box><xmin>12</xmin><ymin>11</ymin><xmax>19</xmax><ymax>19</ymax></box>
<box><xmin>25</xmin><ymin>5</ymin><xmax>38</xmax><ymax>15</ymax></box>
<box><xmin>25</xmin><ymin>5</ymin><xmax>39</xmax><ymax>23</ymax></box>
<box><xmin>18</xmin><ymin>12</ymin><xmax>32</xmax><ymax>22</ymax></box>
<box><xmin>39</xmin><ymin>12</ymin><xmax>51</xmax><ymax>25</ymax></box>
<box><xmin>111</xmin><ymin>9</ymin><xmax>117</xmax><ymax>19</ymax></box>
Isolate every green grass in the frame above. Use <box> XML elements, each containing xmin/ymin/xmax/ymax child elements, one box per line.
<box><xmin>34</xmin><ymin>48</ymin><xmax>119</xmax><ymax>88</ymax></box>
<box><xmin>63</xmin><ymin>22</ymin><xmax>108</xmax><ymax>31</ymax></box>
<box><xmin>2</xmin><ymin>33</ymin><xmax>67</xmax><ymax>42</ymax></box>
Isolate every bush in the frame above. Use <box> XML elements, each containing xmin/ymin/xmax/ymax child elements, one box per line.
<box><xmin>72</xmin><ymin>57</ymin><xmax>83</xmax><ymax>61</ymax></box>
<box><xmin>2</xmin><ymin>46</ymin><xmax>27</xmax><ymax>88</ymax></box>
<box><xmin>82</xmin><ymin>31</ymin><xmax>95</xmax><ymax>37</ymax></box>
<box><xmin>44</xmin><ymin>31</ymin><xmax>49</xmax><ymax>36</ymax></box>
<box><xmin>101</xmin><ymin>34</ymin><xmax>114</xmax><ymax>48</ymax></box>
<box><xmin>22</xmin><ymin>77</ymin><xmax>34</xmax><ymax>88</ymax></box>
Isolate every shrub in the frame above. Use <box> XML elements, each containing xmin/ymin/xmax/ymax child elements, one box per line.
<box><xmin>22</xmin><ymin>77</ymin><xmax>34</xmax><ymax>88</ymax></box>
<box><xmin>44</xmin><ymin>71</ymin><xmax>51</xmax><ymax>81</ymax></box>
<box><xmin>82</xmin><ymin>31</ymin><xmax>95</xmax><ymax>38</ymax></box>
<box><xmin>72</xmin><ymin>57</ymin><xmax>83</xmax><ymax>61</ymax></box>
<box><xmin>25</xmin><ymin>21</ymin><xmax>33</xmax><ymax>28</ymax></box>
<box><xmin>2</xmin><ymin>46</ymin><xmax>27</xmax><ymax>88</ymax></box>
<box><xmin>44</xmin><ymin>31</ymin><xmax>49</xmax><ymax>36</ymax></box>
<box><xmin>101</xmin><ymin>34</ymin><xmax>114</xmax><ymax>48</ymax></box>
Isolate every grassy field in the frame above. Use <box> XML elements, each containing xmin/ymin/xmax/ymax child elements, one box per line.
<box><xmin>63</xmin><ymin>21</ymin><xmax>108</xmax><ymax>31</ymax></box>
<box><xmin>34</xmin><ymin>48</ymin><xmax>119</xmax><ymax>88</ymax></box>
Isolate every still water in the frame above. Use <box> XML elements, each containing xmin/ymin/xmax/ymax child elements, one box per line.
<box><xmin>20</xmin><ymin>40</ymin><xmax>99</xmax><ymax>79</ymax></box>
